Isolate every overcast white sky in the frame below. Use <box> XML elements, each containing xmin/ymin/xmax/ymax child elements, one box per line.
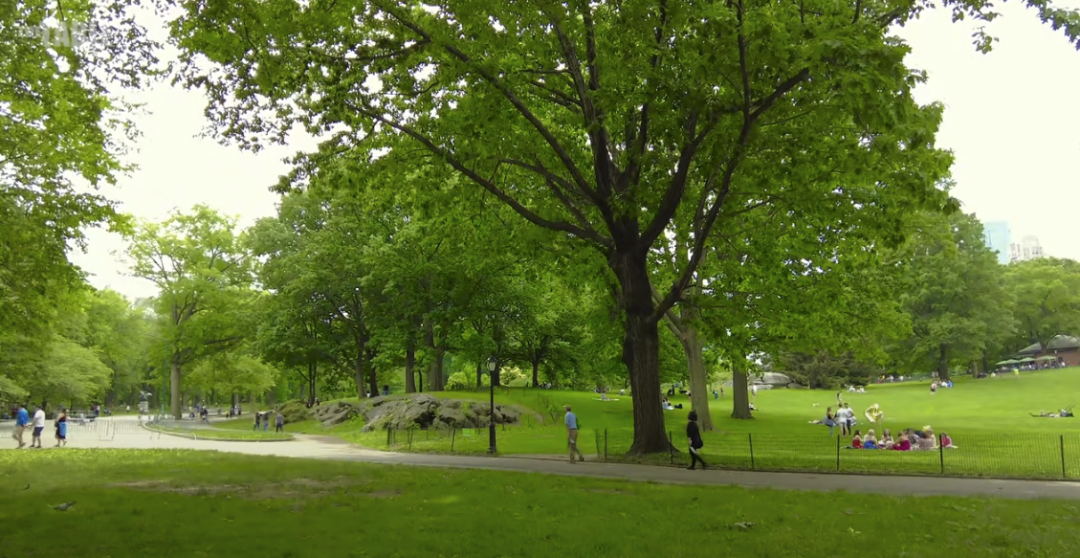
<box><xmin>68</xmin><ymin>3</ymin><xmax>1080</xmax><ymax>300</ymax></box>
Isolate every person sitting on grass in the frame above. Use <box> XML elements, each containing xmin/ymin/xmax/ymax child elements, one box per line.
<box><xmin>892</xmin><ymin>434</ymin><xmax>911</xmax><ymax>451</ymax></box>
<box><xmin>879</xmin><ymin>428</ymin><xmax>895</xmax><ymax>449</ymax></box>
<box><xmin>863</xmin><ymin>429</ymin><xmax>879</xmax><ymax>449</ymax></box>
<box><xmin>941</xmin><ymin>432</ymin><xmax>958</xmax><ymax>449</ymax></box>
<box><xmin>849</xmin><ymin>430</ymin><xmax>863</xmax><ymax>449</ymax></box>
<box><xmin>916</xmin><ymin>430</ymin><xmax>936</xmax><ymax>451</ymax></box>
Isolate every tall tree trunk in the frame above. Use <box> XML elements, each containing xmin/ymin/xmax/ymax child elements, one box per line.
<box><xmin>354</xmin><ymin>336</ymin><xmax>368</xmax><ymax>400</ymax></box>
<box><xmin>170</xmin><ymin>359</ymin><xmax>182</xmax><ymax>419</ymax></box>
<box><xmin>731</xmin><ymin>364</ymin><xmax>753</xmax><ymax>419</ymax></box>
<box><xmin>366</xmin><ymin>348</ymin><xmax>378</xmax><ymax>396</ymax></box>
<box><xmin>404</xmin><ymin>340</ymin><xmax>417</xmax><ymax>393</ymax></box>
<box><xmin>680</xmin><ymin>324</ymin><xmax>715</xmax><ymax>430</ymax></box>
<box><xmin>428</xmin><ymin>347</ymin><xmax>445</xmax><ymax>392</ymax></box>
<box><xmin>476</xmin><ymin>361</ymin><xmax>484</xmax><ymax>388</ymax></box>
<box><xmin>937</xmin><ymin>344</ymin><xmax>951</xmax><ymax>382</ymax></box>
<box><xmin>304</xmin><ymin>363</ymin><xmax>318</xmax><ymax>406</ymax></box>
<box><xmin>613</xmin><ymin>248</ymin><xmax>670</xmax><ymax>455</ymax></box>
<box><xmin>531</xmin><ymin>360</ymin><xmax>540</xmax><ymax>387</ymax></box>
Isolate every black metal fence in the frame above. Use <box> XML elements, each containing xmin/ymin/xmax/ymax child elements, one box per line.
<box><xmin>597</xmin><ymin>429</ymin><xmax>1080</xmax><ymax>480</ymax></box>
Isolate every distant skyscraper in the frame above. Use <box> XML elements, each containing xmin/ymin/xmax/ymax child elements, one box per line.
<box><xmin>982</xmin><ymin>221</ymin><xmax>1011</xmax><ymax>265</ymax></box>
<box><xmin>1009</xmin><ymin>235</ymin><xmax>1045</xmax><ymax>263</ymax></box>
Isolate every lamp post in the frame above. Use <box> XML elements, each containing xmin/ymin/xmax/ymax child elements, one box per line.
<box><xmin>487</xmin><ymin>356</ymin><xmax>497</xmax><ymax>454</ymax></box>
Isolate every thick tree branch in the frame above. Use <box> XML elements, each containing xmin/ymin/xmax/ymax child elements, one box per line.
<box><xmin>377</xmin><ymin>3</ymin><xmax>597</xmax><ymax>200</ymax></box>
<box><xmin>344</xmin><ymin>99</ymin><xmax>607</xmax><ymax>248</ymax></box>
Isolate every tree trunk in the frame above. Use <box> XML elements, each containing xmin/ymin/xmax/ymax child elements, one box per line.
<box><xmin>679</xmin><ymin>324</ymin><xmax>715</xmax><ymax>431</ymax></box>
<box><xmin>404</xmin><ymin>341</ymin><xmax>417</xmax><ymax>393</ymax></box>
<box><xmin>366</xmin><ymin>348</ymin><xmax>378</xmax><ymax>396</ymax></box>
<box><xmin>613</xmin><ymin>248</ymin><xmax>670</xmax><ymax>455</ymax></box>
<box><xmin>531</xmin><ymin>360</ymin><xmax>540</xmax><ymax>387</ymax></box>
<box><xmin>354</xmin><ymin>336</ymin><xmax>368</xmax><ymax>400</ymax></box>
<box><xmin>170</xmin><ymin>359</ymin><xmax>182</xmax><ymax>419</ymax></box>
<box><xmin>937</xmin><ymin>344</ymin><xmax>951</xmax><ymax>382</ymax></box>
<box><xmin>303</xmin><ymin>363</ymin><xmax>318</xmax><ymax>406</ymax></box>
<box><xmin>428</xmin><ymin>346</ymin><xmax>446</xmax><ymax>392</ymax></box>
<box><xmin>476</xmin><ymin>361</ymin><xmax>484</xmax><ymax>388</ymax></box>
<box><xmin>731</xmin><ymin>364</ymin><xmax>753</xmax><ymax>419</ymax></box>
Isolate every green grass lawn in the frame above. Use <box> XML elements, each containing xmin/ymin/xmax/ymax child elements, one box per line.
<box><xmin>148</xmin><ymin>424</ymin><xmax>293</xmax><ymax>441</ymax></box>
<box><xmin>204</xmin><ymin>369</ymin><xmax>1080</xmax><ymax>479</ymax></box>
<box><xmin>2</xmin><ymin>450</ymin><xmax>1079</xmax><ymax>557</ymax></box>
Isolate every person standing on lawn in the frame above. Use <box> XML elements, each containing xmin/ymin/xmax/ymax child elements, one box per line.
<box><xmin>275</xmin><ymin>411</ymin><xmax>285</xmax><ymax>432</ymax></box>
<box><xmin>12</xmin><ymin>404</ymin><xmax>29</xmax><ymax>448</ymax></box>
<box><xmin>564</xmin><ymin>405</ymin><xmax>585</xmax><ymax>463</ymax></box>
<box><xmin>686</xmin><ymin>410</ymin><xmax>707</xmax><ymax>470</ymax></box>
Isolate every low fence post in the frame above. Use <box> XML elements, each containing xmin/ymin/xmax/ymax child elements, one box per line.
<box><xmin>451</xmin><ymin>428</ymin><xmax>457</xmax><ymax>452</ymax></box>
<box><xmin>836</xmin><ymin>434</ymin><xmax>841</xmax><ymax>471</ymax></box>
<box><xmin>408</xmin><ymin>429</ymin><xmax>413</xmax><ymax>450</ymax></box>
<box><xmin>748</xmin><ymin>433</ymin><xmax>755</xmax><ymax>470</ymax></box>
<box><xmin>386</xmin><ymin>427</ymin><xmax>391</xmax><ymax>448</ymax></box>
<box><xmin>668</xmin><ymin>431</ymin><xmax>675</xmax><ymax>465</ymax></box>
<box><xmin>1062</xmin><ymin>435</ymin><xmax>1067</xmax><ymax>479</ymax></box>
<box><xmin>939</xmin><ymin>434</ymin><xmax>945</xmax><ymax>474</ymax></box>
<box><xmin>604</xmin><ymin>428</ymin><xmax>609</xmax><ymax>461</ymax></box>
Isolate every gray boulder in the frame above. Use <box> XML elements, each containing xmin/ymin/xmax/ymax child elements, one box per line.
<box><xmin>314</xmin><ymin>394</ymin><xmax>527</xmax><ymax>431</ymax></box>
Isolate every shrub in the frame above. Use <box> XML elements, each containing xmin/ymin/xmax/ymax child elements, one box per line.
<box><xmin>277</xmin><ymin>400</ymin><xmax>312</xmax><ymax>424</ymax></box>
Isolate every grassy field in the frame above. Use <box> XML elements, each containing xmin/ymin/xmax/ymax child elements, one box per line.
<box><xmin>204</xmin><ymin>369</ymin><xmax>1080</xmax><ymax>479</ymax></box>
<box><xmin>148</xmin><ymin>424</ymin><xmax>293</xmax><ymax>441</ymax></box>
<box><xmin>2</xmin><ymin>450</ymin><xmax>1079</xmax><ymax>557</ymax></box>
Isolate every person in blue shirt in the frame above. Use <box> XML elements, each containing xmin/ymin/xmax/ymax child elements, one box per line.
<box><xmin>12</xmin><ymin>404</ymin><xmax>30</xmax><ymax>448</ymax></box>
<box><xmin>564</xmin><ymin>405</ymin><xmax>585</xmax><ymax>463</ymax></box>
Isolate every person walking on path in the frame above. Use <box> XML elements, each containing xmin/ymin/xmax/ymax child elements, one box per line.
<box><xmin>686</xmin><ymin>410</ymin><xmax>708</xmax><ymax>470</ymax></box>
<box><xmin>30</xmin><ymin>406</ymin><xmax>46</xmax><ymax>448</ymax></box>
<box><xmin>564</xmin><ymin>405</ymin><xmax>585</xmax><ymax>463</ymax></box>
<box><xmin>54</xmin><ymin>407</ymin><xmax>68</xmax><ymax>447</ymax></box>
<box><xmin>253</xmin><ymin>412</ymin><xmax>261</xmax><ymax>431</ymax></box>
<box><xmin>275</xmin><ymin>411</ymin><xmax>284</xmax><ymax>433</ymax></box>
<box><xmin>12</xmin><ymin>404</ymin><xmax>30</xmax><ymax>448</ymax></box>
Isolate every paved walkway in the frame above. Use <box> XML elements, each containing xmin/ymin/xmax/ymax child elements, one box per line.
<box><xmin>6</xmin><ymin>418</ymin><xmax>1080</xmax><ymax>500</ymax></box>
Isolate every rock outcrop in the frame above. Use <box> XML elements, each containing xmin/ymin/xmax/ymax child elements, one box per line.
<box><xmin>309</xmin><ymin>395</ymin><xmax>527</xmax><ymax>431</ymax></box>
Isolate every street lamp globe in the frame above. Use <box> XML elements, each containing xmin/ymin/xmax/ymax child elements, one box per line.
<box><xmin>487</xmin><ymin>356</ymin><xmax>497</xmax><ymax>373</ymax></box>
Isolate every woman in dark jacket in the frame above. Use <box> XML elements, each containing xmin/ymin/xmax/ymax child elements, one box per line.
<box><xmin>686</xmin><ymin>410</ymin><xmax>707</xmax><ymax>470</ymax></box>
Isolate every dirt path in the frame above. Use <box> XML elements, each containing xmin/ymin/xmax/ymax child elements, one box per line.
<box><xmin>6</xmin><ymin>418</ymin><xmax>1080</xmax><ymax>500</ymax></box>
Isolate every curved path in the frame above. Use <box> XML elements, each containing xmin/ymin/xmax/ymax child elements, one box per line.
<box><xmin>6</xmin><ymin>416</ymin><xmax>1080</xmax><ymax>500</ymax></box>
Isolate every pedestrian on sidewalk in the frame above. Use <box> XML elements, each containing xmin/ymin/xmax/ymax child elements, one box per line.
<box><xmin>12</xmin><ymin>404</ymin><xmax>29</xmax><ymax>448</ymax></box>
<box><xmin>30</xmin><ymin>405</ymin><xmax>46</xmax><ymax>448</ymax></box>
<box><xmin>564</xmin><ymin>405</ymin><xmax>585</xmax><ymax>463</ymax></box>
<box><xmin>686</xmin><ymin>410</ymin><xmax>707</xmax><ymax>470</ymax></box>
<box><xmin>54</xmin><ymin>407</ymin><xmax>68</xmax><ymax>447</ymax></box>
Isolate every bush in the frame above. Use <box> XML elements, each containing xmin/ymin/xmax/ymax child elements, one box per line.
<box><xmin>277</xmin><ymin>400</ymin><xmax>312</xmax><ymax>424</ymax></box>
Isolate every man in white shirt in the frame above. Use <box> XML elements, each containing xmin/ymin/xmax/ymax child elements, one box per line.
<box><xmin>31</xmin><ymin>406</ymin><xmax>46</xmax><ymax>448</ymax></box>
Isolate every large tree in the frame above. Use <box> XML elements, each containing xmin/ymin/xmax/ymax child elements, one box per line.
<box><xmin>890</xmin><ymin>210</ymin><xmax>1012</xmax><ymax>381</ymax></box>
<box><xmin>1003</xmin><ymin>258</ymin><xmax>1080</xmax><ymax>352</ymax></box>
<box><xmin>0</xmin><ymin>0</ymin><xmax>160</xmax><ymax>337</ymax></box>
<box><xmin>170</xmin><ymin>0</ymin><xmax>1078</xmax><ymax>453</ymax></box>
<box><xmin>125</xmin><ymin>205</ymin><xmax>253</xmax><ymax>418</ymax></box>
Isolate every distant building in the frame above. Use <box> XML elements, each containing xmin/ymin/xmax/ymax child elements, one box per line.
<box><xmin>982</xmin><ymin>221</ymin><xmax>1011</xmax><ymax>265</ymax></box>
<box><xmin>1009</xmin><ymin>235</ymin><xmax>1045</xmax><ymax>263</ymax></box>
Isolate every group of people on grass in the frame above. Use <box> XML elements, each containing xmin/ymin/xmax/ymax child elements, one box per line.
<box><xmin>848</xmin><ymin>426</ymin><xmax>958</xmax><ymax>451</ymax></box>
<box><xmin>8</xmin><ymin>404</ymin><xmax>67</xmax><ymax>449</ymax></box>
